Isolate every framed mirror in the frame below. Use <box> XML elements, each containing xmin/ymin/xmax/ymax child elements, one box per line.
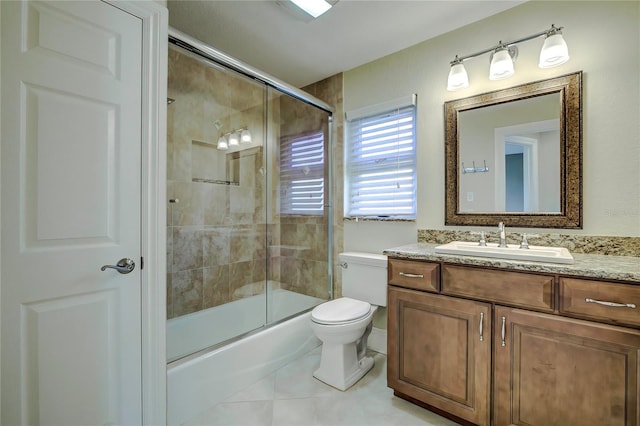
<box><xmin>444</xmin><ymin>71</ymin><xmax>582</xmax><ymax>228</ymax></box>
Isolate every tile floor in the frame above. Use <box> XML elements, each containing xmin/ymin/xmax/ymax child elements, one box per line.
<box><xmin>183</xmin><ymin>347</ymin><xmax>459</xmax><ymax>426</ymax></box>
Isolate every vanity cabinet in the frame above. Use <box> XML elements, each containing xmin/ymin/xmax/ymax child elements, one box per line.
<box><xmin>387</xmin><ymin>258</ymin><xmax>640</xmax><ymax>426</ymax></box>
<box><xmin>388</xmin><ymin>285</ymin><xmax>491</xmax><ymax>425</ymax></box>
<box><xmin>494</xmin><ymin>306</ymin><xmax>640</xmax><ymax>425</ymax></box>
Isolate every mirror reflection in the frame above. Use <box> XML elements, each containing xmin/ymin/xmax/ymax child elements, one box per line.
<box><xmin>458</xmin><ymin>93</ymin><xmax>561</xmax><ymax>213</ymax></box>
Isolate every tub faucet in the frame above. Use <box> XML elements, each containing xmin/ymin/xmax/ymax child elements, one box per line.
<box><xmin>497</xmin><ymin>222</ymin><xmax>507</xmax><ymax>248</ymax></box>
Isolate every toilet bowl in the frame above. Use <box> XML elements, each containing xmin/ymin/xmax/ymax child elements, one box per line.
<box><xmin>310</xmin><ymin>252</ymin><xmax>387</xmax><ymax>391</ymax></box>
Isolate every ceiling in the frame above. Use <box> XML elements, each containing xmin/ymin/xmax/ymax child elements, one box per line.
<box><xmin>167</xmin><ymin>0</ymin><xmax>526</xmax><ymax>88</ymax></box>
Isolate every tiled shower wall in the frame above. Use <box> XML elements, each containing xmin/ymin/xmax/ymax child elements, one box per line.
<box><xmin>167</xmin><ymin>47</ymin><xmax>336</xmax><ymax>319</ymax></box>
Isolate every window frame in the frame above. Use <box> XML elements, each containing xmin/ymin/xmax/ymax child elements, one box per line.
<box><xmin>345</xmin><ymin>95</ymin><xmax>417</xmax><ymax>220</ymax></box>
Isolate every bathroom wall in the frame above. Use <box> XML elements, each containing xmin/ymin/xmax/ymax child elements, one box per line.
<box><xmin>343</xmin><ymin>1</ymin><xmax>640</xmax><ymax>253</ymax></box>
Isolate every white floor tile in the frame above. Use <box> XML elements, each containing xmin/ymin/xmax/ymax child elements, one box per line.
<box><xmin>226</xmin><ymin>373</ymin><xmax>276</xmax><ymax>403</ymax></box>
<box><xmin>274</xmin><ymin>349</ymin><xmax>342</xmax><ymax>400</ymax></box>
<box><xmin>272</xmin><ymin>397</ymin><xmax>320</xmax><ymax>426</ymax></box>
<box><xmin>184</xmin><ymin>348</ymin><xmax>459</xmax><ymax>426</ymax></box>
<box><xmin>182</xmin><ymin>400</ymin><xmax>273</xmax><ymax>426</ymax></box>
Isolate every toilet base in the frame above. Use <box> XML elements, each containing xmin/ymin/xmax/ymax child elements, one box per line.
<box><xmin>313</xmin><ymin>341</ymin><xmax>375</xmax><ymax>391</ymax></box>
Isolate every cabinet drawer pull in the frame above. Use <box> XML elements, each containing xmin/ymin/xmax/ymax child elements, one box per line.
<box><xmin>585</xmin><ymin>298</ymin><xmax>636</xmax><ymax>309</ymax></box>
<box><xmin>501</xmin><ymin>316</ymin><xmax>506</xmax><ymax>347</ymax></box>
<box><xmin>399</xmin><ymin>272</ymin><xmax>424</xmax><ymax>279</ymax></box>
<box><xmin>479</xmin><ymin>312</ymin><xmax>484</xmax><ymax>342</ymax></box>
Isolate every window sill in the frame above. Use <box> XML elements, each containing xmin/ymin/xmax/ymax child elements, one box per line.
<box><xmin>343</xmin><ymin>216</ymin><xmax>416</xmax><ymax>223</ymax></box>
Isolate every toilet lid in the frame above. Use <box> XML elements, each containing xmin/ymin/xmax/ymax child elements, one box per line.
<box><xmin>311</xmin><ymin>297</ymin><xmax>371</xmax><ymax>324</ymax></box>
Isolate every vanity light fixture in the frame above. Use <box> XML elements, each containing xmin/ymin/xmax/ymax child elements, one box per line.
<box><xmin>447</xmin><ymin>24</ymin><xmax>569</xmax><ymax>91</ymax></box>
<box><xmin>214</xmin><ymin>120</ymin><xmax>228</xmax><ymax>150</ymax></box>
<box><xmin>217</xmin><ymin>128</ymin><xmax>251</xmax><ymax>150</ymax></box>
<box><xmin>240</xmin><ymin>128</ymin><xmax>252</xmax><ymax>144</ymax></box>
<box><xmin>217</xmin><ymin>135</ymin><xmax>229</xmax><ymax>150</ymax></box>
<box><xmin>489</xmin><ymin>44</ymin><xmax>517</xmax><ymax>80</ymax></box>
<box><xmin>539</xmin><ymin>26</ymin><xmax>570</xmax><ymax>68</ymax></box>
<box><xmin>447</xmin><ymin>56</ymin><xmax>469</xmax><ymax>91</ymax></box>
<box><xmin>228</xmin><ymin>131</ymin><xmax>239</xmax><ymax>147</ymax></box>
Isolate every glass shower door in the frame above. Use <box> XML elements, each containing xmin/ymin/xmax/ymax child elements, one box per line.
<box><xmin>265</xmin><ymin>88</ymin><xmax>332</xmax><ymax>325</ymax></box>
<box><xmin>166</xmin><ymin>44</ymin><xmax>268</xmax><ymax>361</ymax></box>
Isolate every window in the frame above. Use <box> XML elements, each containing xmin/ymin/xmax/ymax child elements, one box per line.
<box><xmin>346</xmin><ymin>97</ymin><xmax>417</xmax><ymax>218</ymax></box>
<box><xmin>279</xmin><ymin>131</ymin><xmax>325</xmax><ymax>215</ymax></box>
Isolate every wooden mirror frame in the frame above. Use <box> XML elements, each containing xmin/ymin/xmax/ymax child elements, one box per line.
<box><xmin>444</xmin><ymin>71</ymin><xmax>582</xmax><ymax>228</ymax></box>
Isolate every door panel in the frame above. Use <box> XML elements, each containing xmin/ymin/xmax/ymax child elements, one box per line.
<box><xmin>1</xmin><ymin>1</ymin><xmax>143</xmax><ymax>424</ymax></box>
<box><xmin>22</xmin><ymin>291</ymin><xmax>119</xmax><ymax>424</ymax></box>
<box><xmin>26</xmin><ymin>84</ymin><xmax>117</xmax><ymax>245</ymax></box>
<box><xmin>23</xmin><ymin>1</ymin><xmax>121</xmax><ymax>77</ymax></box>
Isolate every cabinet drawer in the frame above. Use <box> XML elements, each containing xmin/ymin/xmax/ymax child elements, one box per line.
<box><xmin>388</xmin><ymin>258</ymin><xmax>439</xmax><ymax>292</ymax></box>
<box><xmin>442</xmin><ymin>264</ymin><xmax>554</xmax><ymax>312</ymax></box>
<box><xmin>560</xmin><ymin>278</ymin><xmax>640</xmax><ymax>328</ymax></box>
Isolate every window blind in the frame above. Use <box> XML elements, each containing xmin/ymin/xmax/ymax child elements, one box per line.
<box><xmin>279</xmin><ymin>131</ymin><xmax>325</xmax><ymax>215</ymax></box>
<box><xmin>346</xmin><ymin>104</ymin><xmax>417</xmax><ymax>218</ymax></box>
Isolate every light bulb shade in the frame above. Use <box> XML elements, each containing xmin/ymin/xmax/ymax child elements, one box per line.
<box><xmin>539</xmin><ymin>33</ymin><xmax>569</xmax><ymax>68</ymax></box>
<box><xmin>217</xmin><ymin>135</ymin><xmax>228</xmax><ymax>150</ymax></box>
<box><xmin>447</xmin><ymin>62</ymin><xmax>469</xmax><ymax>91</ymax></box>
<box><xmin>489</xmin><ymin>48</ymin><xmax>515</xmax><ymax>81</ymax></box>
<box><xmin>228</xmin><ymin>132</ymin><xmax>239</xmax><ymax>146</ymax></box>
<box><xmin>240</xmin><ymin>129</ymin><xmax>252</xmax><ymax>143</ymax></box>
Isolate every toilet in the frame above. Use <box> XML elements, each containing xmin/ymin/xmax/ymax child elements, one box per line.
<box><xmin>310</xmin><ymin>252</ymin><xmax>387</xmax><ymax>391</ymax></box>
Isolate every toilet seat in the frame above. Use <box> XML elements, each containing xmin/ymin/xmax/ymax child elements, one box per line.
<box><xmin>311</xmin><ymin>297</ymin><xmax>371</xmax><ymax>325</ymax></box>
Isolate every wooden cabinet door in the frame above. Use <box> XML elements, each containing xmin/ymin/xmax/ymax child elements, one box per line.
<box><xmin>494</xmin><ymin>306</ymin><xmax>640</xmax><ymax>426</ymax></box>
<box><xmin>388</xmin><ymin>287</ymin><xmax>491</xmax><ymax>425</ymax></box>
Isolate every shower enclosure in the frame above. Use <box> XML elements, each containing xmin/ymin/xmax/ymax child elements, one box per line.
<box><xmin>166</xmin><ymin>31</ymin><xmax>333</xmax><ymax>362</ymax></box>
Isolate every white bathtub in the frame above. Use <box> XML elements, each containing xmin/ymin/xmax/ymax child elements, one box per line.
<box><xmin>167</xmin><ymin>288</ymin><xmax>324</xmax><ymax>361</ymax></box>
<box><xmin>166</xmin><ymin>289</ymin><xmax>323</xmax><ymax>425</ymax></box>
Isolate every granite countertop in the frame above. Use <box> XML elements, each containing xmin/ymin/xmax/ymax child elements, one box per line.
<box><xmin>383</xmin><ymin>243</ymin><xmax>640</xmax><ymax>283</ymax></box>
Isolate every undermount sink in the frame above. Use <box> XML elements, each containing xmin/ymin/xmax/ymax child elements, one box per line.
<box><xmin>434</xmin><ymin>241</ymin><xmax>574</xmax><ymax>264</ymax></box>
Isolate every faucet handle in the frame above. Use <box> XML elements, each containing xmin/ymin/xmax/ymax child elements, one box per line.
<box><xmin>470</xmin><ymin>231</ymin><xmax>487</xmax><ymax>246</ymax></box>
<box><xmin>519</xmin><ymin>233</ymin><xmax>541</xmax><ymax>249</ymax></box>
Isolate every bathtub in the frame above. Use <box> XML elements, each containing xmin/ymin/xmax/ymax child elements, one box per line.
<box><xmin>166</xmin><ymin>288</ymin><xmax>323</xmax><ymax>425</ymax></box>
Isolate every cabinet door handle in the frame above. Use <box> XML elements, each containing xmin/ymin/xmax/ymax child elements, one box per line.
<box><xmin>501</xmin><ymin>316</ymin><xmax>506</xmax><ymax>347</ymax></box>
<box><xmin>585</xmin><ymin>298</ymin><xmax>636</xmax><ymax>309</ymax></box>
<box><xmin>479</xmin><ymin>312</ymin><xmax>484</xmax><ymax>342</ymax></box>
<box><xmin>399</xmin><ymin>272</ymin><xmax>424</xmax><ymax>279</ymax></box>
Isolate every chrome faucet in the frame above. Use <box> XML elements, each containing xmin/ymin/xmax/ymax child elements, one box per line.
<box><xmin>497</xmin><ymin>222</ymin><xmax>507</xmax><ymax>248</ymax></box>
<box><xmin>470</xmin><ymin>231</ymin><xmax>487</xmax><ymax>246</ymax></box>
<box><xmin>519</xmin><ymin>233</ymin><xmax>540</xmax><ymax>249</ymax></box>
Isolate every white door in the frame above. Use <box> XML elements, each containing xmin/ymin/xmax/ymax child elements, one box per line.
<box><xmin>1</xmin><ymin>1</ymin><xmax>144</xmax><ymax>424</ymax></box>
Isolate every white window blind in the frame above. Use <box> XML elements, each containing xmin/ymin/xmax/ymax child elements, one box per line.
<box><xmin>346</xmin><ymin>103</ymin><xmax>417</xmax><ymax>218</ymax></box>
<box><xmin>280</xmin><ymin>131</ymin><xmax>325</xmax><ymax>215</ymax></box>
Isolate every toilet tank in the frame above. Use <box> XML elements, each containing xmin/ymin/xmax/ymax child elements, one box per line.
<box><xmin>339</xmin><ymin>252</ymin><xmax>387</xmax><ymax>307</ymax></box>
